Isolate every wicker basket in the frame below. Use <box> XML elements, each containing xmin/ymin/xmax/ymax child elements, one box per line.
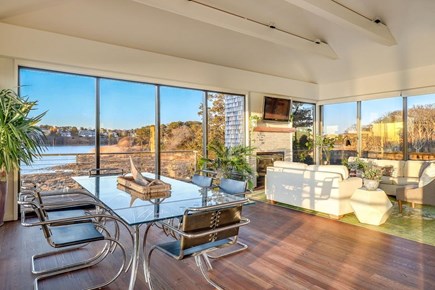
<box><xmin>117</xmin><ymin>176</ymin><xmax>171</xmax><ymax>194</ymax></box>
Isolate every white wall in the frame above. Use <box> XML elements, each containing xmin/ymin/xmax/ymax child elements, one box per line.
<box><xmin>0</xmin><ymin>57</ymin><xmax>19</xmax><ymax>221</ymax></box>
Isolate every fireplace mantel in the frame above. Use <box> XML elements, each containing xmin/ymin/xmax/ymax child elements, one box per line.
<box><xmin>253</xmin><ymin>126</ymin><xmax>295</xmax><ymax>133</ymax></box>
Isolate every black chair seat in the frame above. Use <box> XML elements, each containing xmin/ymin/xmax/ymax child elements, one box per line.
<box><xmin>157</xmin><ymin>238</ymin><xmax>231</xmax><ymax>258</ymax></box>
<box><xmin>47</xmin><ymin>209</ymin><xmax>89</xmax><ymax>220</ymax></box>
<box><xmin>46</xmin><ymin>209</ymin><xmax>92</xmax><ymax>226</ymax></box>
<box><xmin>50</xmin><ymin>223</ymin><xmax>104</xmax><ymax>247</ymax></box>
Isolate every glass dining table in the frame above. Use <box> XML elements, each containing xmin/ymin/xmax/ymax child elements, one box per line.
<box><xmin>72</xmin><ymin>173</ymin><xmax>250</xmax><ymax>290</ymax></box>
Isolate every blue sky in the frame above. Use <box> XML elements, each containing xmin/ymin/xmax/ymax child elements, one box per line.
<box><xmin>20</xmin><ymin>68</ymin><xmax>203</xmax><ymax>130</ymax></box>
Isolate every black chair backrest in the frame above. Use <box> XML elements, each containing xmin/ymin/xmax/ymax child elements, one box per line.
<box><xmin>180</xmin><ymin>205</ymin><xmax>243</xmax><ymax>250</ymax></box>
<box><xmin>219</xmin><ymin>178</ymin><xmax>247</xmax><ymax>195</ymax></box>
<box><xmin>192</xmin><ymin>174</ymin><xmax>213</xmax><ymax>188</ymax></box>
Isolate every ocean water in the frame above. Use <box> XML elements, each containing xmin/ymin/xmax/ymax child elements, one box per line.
<box><xmin>20</xmin><ymin>145</ymin><xmax>95</xmax><ymax>174</ymax></box>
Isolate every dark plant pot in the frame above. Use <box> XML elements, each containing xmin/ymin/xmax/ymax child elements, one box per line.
<box><xmin>0</xmin><ymin>181</ymin><xmax>7</xmax><ymax>226</ymax></box>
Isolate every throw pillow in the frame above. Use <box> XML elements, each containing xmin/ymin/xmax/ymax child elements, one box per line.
<box><xmin>129</xmin><ymin>157</ymin><xmax>149</xmax><ymax>186</ymax></box>
<box><xmin>418</xmin><ymin>162</ymin><xmax>435</xmax><ymax>188</ymax></box>
<box><xmin>382</xmin><ymin>166</ymin><xmax>394</xmax><ymax>177</ymax></box>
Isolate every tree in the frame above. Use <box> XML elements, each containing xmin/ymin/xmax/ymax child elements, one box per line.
<box><xmin>198</xmin><ymin>93</ymin><xmax>225</xmax><ymax>145</ymax></box>
<box><xmin>292</xmin><ymin>103</ymin><xmax>314</xmax><ymax>164</ymax></box>
<box><xmin>135</xmin><ymin>126</ymin><xmax>152</xmax><ymax>149</ymax></box>
<box><xmin>292</xmin><ymin>102</ymin><xmax>313</xmax><ymax>128</ymax></box>
<box><xmin>70</xmin><ymin>126</ymin><xmax>78</xmax><ymax>136</ymax></box>
<box><xmin>408</xmin><ymin>104</ymin><xmax>435</xmax><ymax>152</ymax></box>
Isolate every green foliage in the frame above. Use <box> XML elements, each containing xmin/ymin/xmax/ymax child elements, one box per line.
<box><xmin>362</xmin><ymin>162</ymin><xmax>382</xmax><ymax>181</ymax></box>
<box><xmin>302</xmin><ymin>134</ymin><xmax>338</xmax><ymax>164</ymax></box>
<box><xmin>292</xmin><ymin>103</ymin><xmax>314</xmax><ymax>128</ymax></box>
<box><xmin>199</xmin><ymin>141</ymin><xmax>256</xmax><ymax>190</ymax></box>
<box><xmin>206</xmin><ymin>93</ymin><xmax>225</xmax><ymax>144</ymax></box>
<box><xmin>0</xmin><ymin>89</ymin><xmax>47</xmax><ymax>175</ymax></box>
<box><xmin>343</xmin><ymin>157</ymin><xmax>367</xmax><ymax>171</ymax></box>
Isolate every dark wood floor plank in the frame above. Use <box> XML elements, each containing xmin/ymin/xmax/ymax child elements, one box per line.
<box><xmin>0</xmin><ymin>201</ymin><xmax>434</xmax><ymax>289</ymax></box>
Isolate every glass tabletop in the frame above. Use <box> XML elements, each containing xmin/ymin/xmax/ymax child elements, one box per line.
<box><xmin>73</xmin><ymin>173</ymin><xmax>250</xmax><ymax>226</ymax></box>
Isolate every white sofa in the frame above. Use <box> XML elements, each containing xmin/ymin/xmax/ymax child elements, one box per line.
<box><xmin>265</xmin><ymin>161</ymin><xmax>362</xmax><ymax>218</ymax></box>
<box><xmin>348</xmin><ymin>157</ymin><xmax>432</xmax><ymax>196</ymax></box>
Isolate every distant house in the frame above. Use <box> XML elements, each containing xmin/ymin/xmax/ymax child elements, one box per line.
<box><xmin>60</xmin><ymin>130</ymin><xmax>72</xmax><ymax>137</ymax></box>
<box><xmin>78</xmin><ymin>130</ymin><xmax>96</xmax><ymax>138</ymax></box>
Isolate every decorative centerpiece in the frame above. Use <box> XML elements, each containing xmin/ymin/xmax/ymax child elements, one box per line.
<box><xmin>117</xmin><ymin>157</ymin><xmax>171</xmax><ymax>195</ymax></box>
<box><xmin>362</xmin><ymin>163</ymin><xmax>383</xmax><ymax>191</ymax></box>
<box><xmin>117</xmin><ymin>184</ymin><xmax>171</xmax><ymax>206</ymax></box>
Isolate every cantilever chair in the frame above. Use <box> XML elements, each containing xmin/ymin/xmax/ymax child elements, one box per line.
<box><xmin>144</xmin><ymin>201</ymin><xmax>250</xmax><ymax>290</ymax></box>
<box><xmin>191</xmin><ymin>174</ymin><xmax>213</xmax><ymax>188</ymax></box>
<box><xmin>19</xmin><ymin>182</ymin><xmax>107</xmax><ymax>225</ymax></box>
<box><xmin>203</xmin><ymin>177</ymin><xmax>249</xmax><ymax>259</ymax></box>
<box><xmin>18</xmin><ymin>198</ymin><xmax>130</xmax><ymax>290</ymax></box>
<box><xmin>219</xmin><ymin>178</ymin><xmax>248</xmax><ymax>196</ymax></box>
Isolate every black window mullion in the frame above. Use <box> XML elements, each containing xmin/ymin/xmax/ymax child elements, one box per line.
<box><xmin>95</xmin><ymin>78</ymin><xmax>101</xmax><ymax>170</ymax></box>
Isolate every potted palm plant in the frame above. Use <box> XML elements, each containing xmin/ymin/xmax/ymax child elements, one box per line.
<box><xmin>199</xmin><ymin>141</ymin><xmax>256</xmax><ymax>190</ymax></box>
<box><xmin>0</xmin><ymin>89</ymin><xmax>46</xmax><ymax>226</ymax></box>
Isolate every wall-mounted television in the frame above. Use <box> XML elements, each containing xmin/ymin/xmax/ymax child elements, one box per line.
<box><xmin>263</xmin><ymin>96</ymin><xmax>291</xmax><ymax>122</ymax></box>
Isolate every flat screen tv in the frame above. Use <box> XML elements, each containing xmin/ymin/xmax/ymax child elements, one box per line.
<box><xmin>263</xmin><ymin>96</ymin><xmax>291</xmax><ymax>122</ymax></box>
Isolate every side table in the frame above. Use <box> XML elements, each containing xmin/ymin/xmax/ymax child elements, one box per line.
<box><xmin>350</xmin><ymin>188</ymin><xmax>393</xmax><ymax>225</ymax></box>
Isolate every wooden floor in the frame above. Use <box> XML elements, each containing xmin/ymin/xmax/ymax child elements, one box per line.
<box><xmin>1</xmin><ymin>202</ymin><xmax>434</xmax><ymax>290</ymax></box>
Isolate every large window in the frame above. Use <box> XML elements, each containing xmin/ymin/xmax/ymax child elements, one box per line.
<box><xmin>99</xmin><ymin>79</ymin><xmax>156</xmax><ymax>174</ymax></box>
<box><xmin>407</xmin><ymin>94</ymin><xmax>435</xmax><ymax>160</ymax></box>
<box><xmin>361</xmin><ymin>97</ymin><xmax>403</xmax><ymax>160</ymax></box>
<box><xmin>19</xmin><ymin>67</ymin><xmax>245</xmax><ymax>189</ymax></box>
<box><xmin>160</xmin><ymin>86</ymin><xmax>204</xmax><ymax>179</ymax></box>
<box><xmin>321</xmin><ymin>95</ymin><xmax>434</xmax><ymax>162</ymax></box>
<box><xmin>292</xmin><ymin>101</ymin><xmax>315</xmax><ymax>164</ymax></box>
<box><xmin>321</xmin><ymin>102</ymin><xmax>357</xmax><ymax>164</ymax></box>
<box><xmin>19</xmin><ymin>68</ymin><xmax>96</xmax><ymax>190</ymax></box>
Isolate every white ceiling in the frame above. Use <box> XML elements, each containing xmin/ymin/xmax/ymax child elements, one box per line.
<box><xmin>1</xmin><ymin>0</ymin><xmax>435</xmax><ymax>84</ymax></box>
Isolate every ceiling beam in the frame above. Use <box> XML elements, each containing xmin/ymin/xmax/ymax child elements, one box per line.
<box><xmin>132</xmin><ymin>0</ymin><xmax>337</xmax><ymax>59</ymax></box>
<box><xmin>284</xmin><ymin>0</ymin><xmax>396</xmax><ymax>46</ymax></box>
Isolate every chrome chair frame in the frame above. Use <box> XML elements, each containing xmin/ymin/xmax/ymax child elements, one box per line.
<box><xmin>143</xmin><ymin>200</ymin><xmax>250</xmax><ymax>290</ymax></box>
<box><xmin>18</xmin><ymin>199</ymin><xmax>131</xmax><ymax>290</ymax></box>
<box><xmin>206</xmin><ymin>177</ymin><xmax>250</xmax><ymax>259</ymax></box>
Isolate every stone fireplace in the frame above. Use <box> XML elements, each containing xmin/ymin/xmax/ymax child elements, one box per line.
<box><xmin>256</xmin><ymin>151</ymin><xmax>284</xmax><ymax>187</ymax></box>
<box><xmin>251</xmin><ymin>126</ymin><xmax>295</xmax><ymax>188</ymax></box>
